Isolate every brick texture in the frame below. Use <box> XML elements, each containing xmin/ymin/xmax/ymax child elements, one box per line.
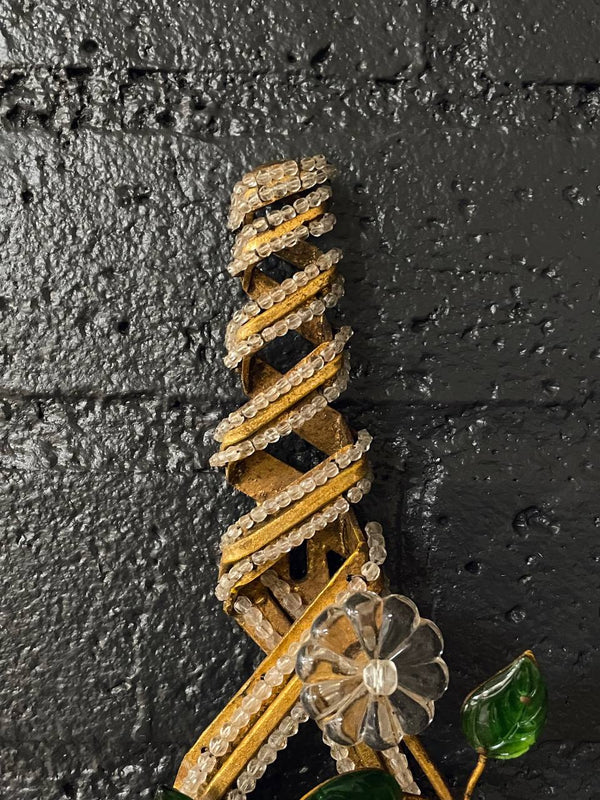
<box><xmin>1</xmin><ymin>2</ymin><xmax>598</xmax><ymax>799</ymax></box>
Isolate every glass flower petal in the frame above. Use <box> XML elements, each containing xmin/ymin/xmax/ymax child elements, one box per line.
<box><xmin>296</xmin><ymin>641</ymin><xmax>359</xmax><ymax>684</ymax></box>
<box><xmin>360</xmin><ymin>696</ymin><xmax>405</xmax><ymax>750</ymax></box>
<box><xmin>394</xmin><ymin>658</ymin><xmax>449</xmax><ymax>700</ymax></box>
<box><xmin>301</xmin><ymin>675</ymin><xmax>363</xmax><ymax>720</ymax></box>
<box><xmin>377</xmin><ymin>594</ymin><xmax>419</xmax><ymax>660</ymax></box>
<box><xmin>343</xmin><ymin>591</ymin><xmax>383</xmax><ymax>657</ymax></box>
<box><xmin>389</xmin><ymin>687</ymin><xmax>435</xmax><ymax>735</ymax></box>
<box><xmin>321</xmin><ymin>685</ymin><xmax>370</xmax><ymax>745</ymax></box>
<box><xmin>296</xmin><ymin>590</ymin><xmax>448</xmax><ymax>750</ymax></box>
<box><xmin>390</xmin><ymin>619</ymin><xmax>444</xmax><ymax>666</ymax></box>
<box><xmin>311</xmin><ymin>605</ymin><xmax>366</xmax><ymax>664</ymax></box>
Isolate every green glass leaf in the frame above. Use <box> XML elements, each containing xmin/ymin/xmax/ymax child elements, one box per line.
<box><xmin>461</xmin><ymin>650</ymin><xmax>548</xmax><ymax>760</ymax></box>
<box><xmin>154</xmin><ymin>787</ymin><xmax>192</xmax><ymax>800</ymax></box>
<box><xmin>303</xmin><ymin>769</ymin><xmax>405</xmax><ymax>800</ymax></box>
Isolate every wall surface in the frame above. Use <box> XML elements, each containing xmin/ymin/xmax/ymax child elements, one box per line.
<box><xmin>1</xmin><ymin>1</ymin><xmax>599</xmax><ymax>799</ymax></box>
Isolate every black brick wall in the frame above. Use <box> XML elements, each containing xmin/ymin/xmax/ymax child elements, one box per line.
<box><xmin>1</xmin><ymin>2</ymin><xmax>598</xmax><ymax>799</ymax></box>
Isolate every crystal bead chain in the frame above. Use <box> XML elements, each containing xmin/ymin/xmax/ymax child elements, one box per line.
<box><xmin>233</xmin><ymin>248</ymin><xmax>341</xmax><ymax>323</ymax></box>
<box><xmin>359</xmin><ymin>520</ymin><xmax>388</xmax><ymax>583</ymax></box>
<box><xmin>383</xmin><ymin>747</ymin><xmax>420</xmax><ymax>795</ymax></box>
<box><xmin>179</xmin><ymin>642</ymin><xmax>302</xmax><ymax>798</ymax></box>
<box><xmin>228</xmin><ymin>156</ymin><xmax>334</xmax><ymax>232</ymax></box>
<box><xmin>229</xmin><ymin>186</ymin><xmax>332</xmax><ymax>273</ymax></box>
<box><xmin>231</xmin><ymin>185</ymin><xmax>331</xmax><ymax>251</ymax></box>
<box><xmin>322</xmin><ymin>733</ymin><xmax>357</xmax><ymax>775</ymax></box>
<box><xmin>233</xmin><ymin>595</ymin><xmax>282</xmax><ymax>651</ymax></box>
<box><xmin>229</xmin><ymin>248</ymin><xmax>340</xmax><ymax>334</ymax></box>
<box><xmin>226</xmin><ymin>704</ymin><xmax>310</xmax><ymax>800</ymax></box>
<box><xmin>227</xmin><ymin>207</ymin><xmax>335</xmax><ymax>275</ymax></box>
<box><xmin>229</xmin><ymin>158</ymin><xmax>330</xmax><ymax>230</ymax></box>
<box><xmin>228</xmin><ymin>220</ymin><xmax>310</xmax><ymax>275</ymax></box>
<box><xmin>216</xmin><ymin>461</ymin><xmax>374</xmax><ymax>601</ymax></box>
<box><xmin>210</xmin><ymin>353</ymin><xmax>350</xmax><ymax>468</ymax></box>
<box><xmin>335</xmin><ymin>575</ymin><xmax>368</xmax><ymax>605</ymax></box>
<box><xmin>214</xmin><ymin>326</ymin><xmax>351</xmax><ymax>442</ymax></box>
<box><xmin>216</xmin><ymin>493</ymin><xmax>353</xmax><ymax>601</ymax></box>
<box><xmin>223</xmin><ymin>277</ymin><xmax>345</xmax><ymax>369</ymax></box>
<box><xmin>260</xmin><ymin>571</ymin><xmax>304</xmax><ymax>619</ymax></box>
<box><xmin>219</xmin><ymin>430</ymin><xmax>373</xmax><ymax>549</ymax></box>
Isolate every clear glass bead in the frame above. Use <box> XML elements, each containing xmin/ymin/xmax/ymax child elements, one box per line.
<box><xmin>257</xmin><ymin>744</ymin><xmax>277</xmax><ymax>765</ymax></box>
<box><xmin>362</xmin><ymin>659</ymin><xmax>398</xmax><ymax>695</ymax></box>
<box><xmin>241</xmin><ymin>695</ymin><xmax>261</xmax><ymax>714</ymax></box>
<box><xmin>253</xmin><ymin>681</ymin><xmax>272</xmax><ymax>701</ymax></box>
<box><xmin>255</xmin><ymin>622</ymin><xmax>276</xmax><ymax>640</ymax></box>
<box><xmin>247</xmin><ymin>759</ymin><xmax>266</xmax><ymax>779</ymax></box>
<box><xmin>268</xmin><ymin>731</ymin><xmax>288</xmax><ymax>750</ymax></box>
<box><xmin>209</xmin><ymin>736</ymin><xmax>228</xmax><ymax>756</ymax></box>
<box><xmin>290</xmin><ymin>705</ymin><xmax>308</xmax><ymax>723</ymax></box>
<box><xmin>237</xmin><ymin>773</ymin><xmax>256</xmax><ymax>793</ymax></box>
<box><xmin>361</xmin><ymin>562</ymin><xmax>380</xmax><ymax>582</ymax></box>
<box><xmin>219</xmin><ymin>722</ymin><xmax>238</xmax><ymax>742</ymax></box>
<box><xmin>231</xmin><ymin>707</ymin><xmax>251</xmax><ymax>728</ymax></box>
<box><xmin>276</xmin><ymin>654</ymin><xmax>295</xmax><ymax>674</ymax></box>
<box><xmin>279</xmin><ymin>716</ymin><xmax>298</xmax><ymax>736</ymax></box>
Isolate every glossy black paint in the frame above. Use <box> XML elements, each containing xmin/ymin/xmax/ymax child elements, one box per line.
<box><xmin>1</xmin><ymin>2</ymin><xmax>598</xmax><ymax>799</ymax></box>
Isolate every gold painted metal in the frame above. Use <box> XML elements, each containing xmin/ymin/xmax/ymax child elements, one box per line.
<box><xmin>235</xmin><ymin>205</ymin><xmax>325</xmax><ymax>267</ymax></box>
<box><xmin>222</xmin><ymin>457</ymin><xmax>368</xmax><ymax>565</ymax></box>
<box><xmin>403</xmin><ymin>737</ymin><xmax>453</xmax><ymax>800</ymax></box>
<box><xmin>174</xmin><ymin>157</ymin><xmax>453</xmax><ymax>800</ymax></box>
<box><xmin>204</xmin><ymin>677</ymin><xmax>301</xmax><ymax>800</ymax></box>
<box><xmin>463</xmin><ymin>754</ymin><xmax>487</xmax><ymax>800</ymax></box>
<box><xmin>221</xmin><ymin>353</ymin><xmax>344</xmax><ymax>449</ymax></box>
<box><xmin>234</xmin><ymin>266</ymin><xmax>336</xmax><ymax>341</ymax></box>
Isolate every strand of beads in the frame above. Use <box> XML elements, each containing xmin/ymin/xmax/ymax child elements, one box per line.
<box><xmin>217</xmin><ymin>465</ymin><xmax>376</xmax><ymax>601</ymax></box>
<box><xmin>360</xmin><ymin>521</ymin><xmax>388</xmax><ymax>583</ymax></box>
<box><xmin>323</xmin><ymin>733</ymin><xmax>357</xmax><ymax>775</ymax></box>
<box><xmin>214</xmin><ymin>326</ymin><xmax>352</xmax><ymax>442</ymax></box>
<box><xmin>229</xmin><ymin>186</ymin><xmax>333</xmax><ymax>270</ymax></box>
<box><xmin>233</xmin><ymin>248</ymin><xmax>342</xmax><ymax>325</ymax></box>
<box><xmin>335</xmin><ymin>575</ymin><xmax>369</xmax><ymax>605</ymax></box>
<box><xmin>180</xmin><ymin>644</ymin><xmax>302</xmax><ymax>798</ymax></box>
<box><xmin>223</xmin><ymin>277</ymin><xmax>345</xmax><ymax>369</ymax></box>
<box><xmin>266</xmin><ymin>186</ymin><xmax>332</xmax><ymax>227</ymax></box>
<box><xmin>210</xmin><ymin>355</ymin><xmax>350</xmax><ymax>468</ymax></box>
<box><xmin>260</xmin><ymin>571</ymin><xmax>304</xmax><ymax>620</ymax></box>
<box><xmin>228</xmin><ymin>198</ymin><xmax>334</xmax><ymax>274</ymax></box>
<box><xmin>219</xmin><ymin>430</ymin><xmax>372</xmax><ymax>549</ymax></box>
<box><xmin>233</xmin><ymin>596</ymin><xmax>282</xmax><ymax>651</ymax></box>
<box><xmin>383</xmin><ymin>747</ymin><xmax>420</xmax><ymax>795</ymax></box>
<box><xmin>228</xmin><ymin>156</ymin><xmax>334</xmax><ymax>233</ymax></box>
<box><xmin>227</xmin><ymin>704</ymin><xmax>310</xmax><ymax>800</ymax></box>
<box><xmin>216</xmin><ymin>495</ymin><xmax>353</xmax><ymax>601</ymax></box>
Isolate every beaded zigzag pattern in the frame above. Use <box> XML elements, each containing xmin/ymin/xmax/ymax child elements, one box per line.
<box><xmin>174</xmin><ymin>157</ymin><xmax>443</xmax><ymax>800</ymax></box>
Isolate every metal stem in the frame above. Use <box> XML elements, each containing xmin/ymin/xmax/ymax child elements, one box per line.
<box><xmin>464</xmin><ymin>753</ymin><xmax>487</xmax><ymax>800</ymax></box>
<box><xmin>403</xmin><ymin>736</ymin><xmax>454</xmax><ymax>800</ymax></box>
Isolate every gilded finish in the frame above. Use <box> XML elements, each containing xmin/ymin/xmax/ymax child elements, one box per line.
<box><xmin>463</xmin><ymin>754</ymin><xmax>487</xmax><ymax>800</ymax></box>
<box><xmin>174</xmin><ymin>157</ymin><xmax>452</xmax><ymax>800</ymax></box>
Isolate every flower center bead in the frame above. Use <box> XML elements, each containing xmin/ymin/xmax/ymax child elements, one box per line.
<box><xmin>362</xmin><ymin>659</ymin><xmax>398</xmax><ymax>696</ymax></box>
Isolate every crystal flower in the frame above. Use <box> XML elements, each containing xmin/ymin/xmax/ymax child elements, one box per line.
<box><xmin>296</xmin><ymin>591</ymin><xmax>449</xmax><ymax>750</ymax></box>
